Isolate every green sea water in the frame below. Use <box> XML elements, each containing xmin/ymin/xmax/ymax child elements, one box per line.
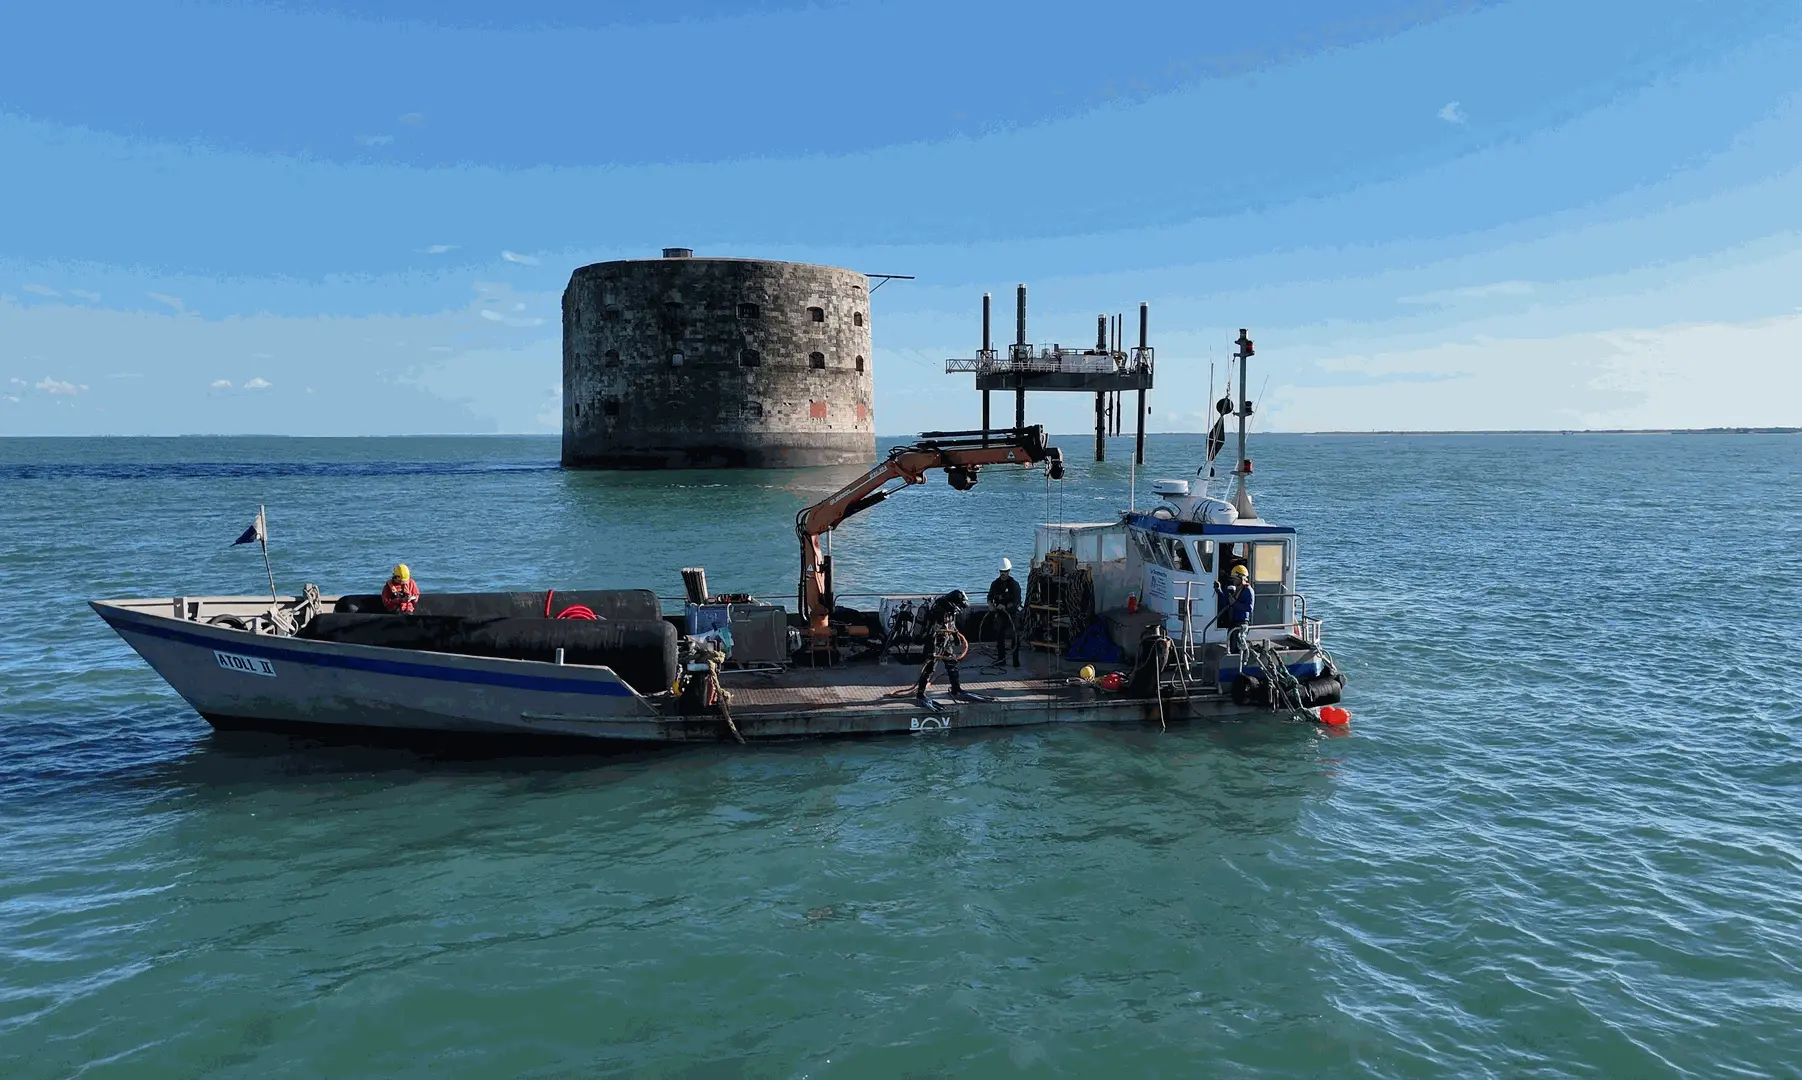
<box><xmin>2</xmin><ymin>433</ymin><xmax>1799</xmax><ymax>1078</ymax></box>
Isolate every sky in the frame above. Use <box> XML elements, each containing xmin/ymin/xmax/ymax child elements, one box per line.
<box><xmin>3</xmin><ymin>0</ymin><xmax>1801</xmax><ymax>436</ymax></box>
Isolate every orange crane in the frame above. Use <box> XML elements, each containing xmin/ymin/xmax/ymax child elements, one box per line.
<box><xmin>795</xmin><ymin>426</ymin><xmax>1065</xmax><ymax>639</ymax></box>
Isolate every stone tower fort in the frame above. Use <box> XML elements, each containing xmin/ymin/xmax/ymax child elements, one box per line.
<box><xmin>561</xmin><ymin>249</ymin><xmax>876</xmax><ymax>468</ymax></box>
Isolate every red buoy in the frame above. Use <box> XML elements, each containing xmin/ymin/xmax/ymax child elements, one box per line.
<box><xmin>1319</xmin><ymin>706</ymin><xmax>1350</xmax><ymax>726</ymax></box>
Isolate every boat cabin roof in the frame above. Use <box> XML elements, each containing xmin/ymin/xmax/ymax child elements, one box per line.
<box><xmin>1124</xmin><ymin>511</ymin><xmax>1295</xmax><ymax>537</ymax></box>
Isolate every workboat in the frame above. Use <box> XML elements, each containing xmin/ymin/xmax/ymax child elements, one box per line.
<box><xmin>93</xmin><ymin>332</ymin><xmax>1347</xmax><ymax>744</ymax></box>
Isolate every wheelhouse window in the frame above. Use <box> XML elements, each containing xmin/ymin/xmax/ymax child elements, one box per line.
<box><xmin>1194</xmin><ymin>539</ymin><xmax>1215</xmax><ymax>573</ymax></box>
<box><xmin>1131</xmin><ymin>531</ymin><xmax>1165</xmax><ymax>567</ymax></box>
<box><xmin>1166</xmin><ymin>538</ymin><xmax>1194</xmax><ymax>572</ymax></box>
<box><xmin>809</xmin><ymin>351</ymin><xmax>826</xmax><ymax>369</ymax></box>
<box><xmin>1251</xmin><ymin>541</ymin><xmax>1285</xmax><ymax>584</ymax></box>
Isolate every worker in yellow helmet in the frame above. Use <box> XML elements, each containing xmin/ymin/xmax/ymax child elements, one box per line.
<box><xmin>1214</xmin><ymin>562</ymin><xmax>1253</xmax><ymax>653</ymax></box>
<box><xmin>381</xmin><ymin>563</ymin><xmax>420</xmax><ymax>613</ymax></box>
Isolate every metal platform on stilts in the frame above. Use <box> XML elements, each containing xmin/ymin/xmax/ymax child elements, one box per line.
<box><xmin>945</xmin><ymin>284</ymin><xmax>1155</xmax><ymax>462</ymax></box>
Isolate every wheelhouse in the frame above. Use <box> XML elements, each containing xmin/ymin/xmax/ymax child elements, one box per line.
<box><xmin>1119</xmin><ymin>481</ymin><xmax>1316</xmax><ymax>648</ymax></box>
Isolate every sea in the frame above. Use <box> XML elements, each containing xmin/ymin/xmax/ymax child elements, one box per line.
<box><xmin>1</xmin><ymin>432</ymin><xmax>1799</xmax><ymax>1079</ymax></box>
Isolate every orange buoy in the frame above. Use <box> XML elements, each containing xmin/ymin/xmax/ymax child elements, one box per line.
<box><xmin>1319</xmin><ymin>706</ymin><xmax>1350</xmax><ymax>726</ymax></box>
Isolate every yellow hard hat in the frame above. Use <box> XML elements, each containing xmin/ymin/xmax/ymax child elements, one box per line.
<box><xmin>1230</xmin><ymin>564</ymin><xmax>1249</xmax><ymax>578</ymax></box>
<box><xmin>392</xmin><ymin>563</ymin><xmax>410</xmax><ymax>581</ymax></box>
<box><xmin>1079</xmin><ymin>664</ymin><xmax>1096</xmax><ymax>681</ymax></box>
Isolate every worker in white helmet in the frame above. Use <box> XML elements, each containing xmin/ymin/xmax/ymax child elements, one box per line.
<box><xmin>986</xmin><ymin>557</ymin><xmax>1023</xmax><ymax>667</ymax></box>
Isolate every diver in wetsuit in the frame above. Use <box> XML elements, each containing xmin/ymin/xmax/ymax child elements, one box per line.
<box><xmin>912</xmin><ymin>589</ymin><xmax>969</xmax><ymax>699</ymax></box>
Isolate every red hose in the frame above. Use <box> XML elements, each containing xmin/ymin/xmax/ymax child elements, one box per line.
<box><xmin>556</xmin><ymin>604</ymin><xmax>597</xmax><ymax>620</ymax></box>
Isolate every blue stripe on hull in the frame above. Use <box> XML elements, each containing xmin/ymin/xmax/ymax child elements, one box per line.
<box><xmin>110</xmin><ymin>615</ymin><xmax>638</xmax><ymax>698</ymax></box>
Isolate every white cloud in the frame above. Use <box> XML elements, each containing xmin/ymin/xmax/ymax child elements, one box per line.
<box><xmin>69</xmin><ymin>289</ymin><xmax>101</xmax><ymax>302</ymax></box>
<box><xmin>147</xmin><ymin>292</ymin><xmax>186</xmax><ymax>313</ymax></box>
<box><xmin>355</xmin><ymin>133</ymin><xmax>395</xmax><ymax>147</ymax></box>
<box><xmin>398</xmin><ymin>112</ymin><xmax>427</xmax><ymax>126</ymax></box>
<box><xmin>479</xmin><ymin>309</ymin><xmax>546</xmax><ymax>328</ymax></box>
<box><xmin>500</xmin><ymin>250</ymin><xmax>540</xmax><ymax>266</ymax></box>
<box><xmin>23</xmin><ymin>283</ymin><xmax>60</xmax><ymax>297</ymax></box>
<box><xmin>244</xmin><ymin>376</ymin><xmax>272</xmax><ymax>389</ymax></box>
<box><xmin>35</xmin><ymin>376</ymin><xmax>85</xmax><ymax>394</ymax></box>
<box><xmin>1438</xmin><ymin>101</ymin><xmax>1466</xmax><ymax>124</ymax></box>
<box><xmin>422</xmin><ymin>244</ymin><xmax>457</xmax><ymax>254</ymax></box>
<box><xmin>1270</xmin><ymin>314</ymin><xmax>1802</xmax><ymax>431</ymax></box>
<box><xmin>210</xmin><ymin>379</ymin><xmax>233</xmax><ymax>389</ymax></box>
<box><xmin>8</xmin><ymin>377</ymin><xmax>24</xmax><ymax>386</ymax></box>
<box><xmin>3</xmin><ymin>395</ymin><xmax>18</xmax><ymax>404</ymax></box>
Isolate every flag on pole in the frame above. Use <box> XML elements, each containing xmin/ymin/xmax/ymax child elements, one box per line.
<box><xmin>232</xmin><ymin>508</ymin><xmax>266</xmax><ymax>547</ymax></box>
<box><xmin>230</xmin><ymin>506</ymin><xmax>279</xmax><ymax>603</ymax></box>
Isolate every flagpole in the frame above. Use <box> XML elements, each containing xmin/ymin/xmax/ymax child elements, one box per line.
<box><xmin>259</xmin><ymin>504</ymin><xmax>278</xmax><ymax>603</ymax></box>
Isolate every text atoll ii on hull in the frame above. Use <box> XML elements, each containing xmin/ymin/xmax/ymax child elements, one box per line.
<box><xmin>96</xmin><ymin>330</ymin><xmax>1348</xmax><ymax>745</ymax></box>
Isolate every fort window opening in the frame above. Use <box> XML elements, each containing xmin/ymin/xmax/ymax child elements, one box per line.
<box><xmin>744</xmin><ymin>401</ymin><xmax>764</xmax><ymax>419</ymax></box>
<box><xmin>572</xmin><ymin>403</ymin><xmax>579</xmax><ymax>417</ymax></box>
<box><xmin>808</xmin><ymin>306</ymin><xmax>824</xmax><ymax>323</ymax></box>
<box><xmin>854</xmin><ymin>355</ymin><xmax>865</xmax><ymax>373</ymax></box>
<box><xmin>809</xmin><ymin>352</ymin><xmax>826</xmax><ymax>369</ymax></box>
<box><xmin>602</xmin><ymin>399</ymin><xmax>619</xmax><ymax>417</ymax></box>
<box><xmin>854</xmin><ymin>312</ymin><xmax>864</xmax><ymax>327</ymax></box>
<box><xmin>603</xmin><ymin>348</ymin><xmax>620</xmax><ymax>367</ymax></box>
<box><xmin>740</xmin><ymin>349</ymin><xmax>762</xmax><ymax>368</ymax></box>
<box><xmin>738</xmin><ymin>302</ymin><xmax>760</xmax><ymax>319</ymax></box>
<box><xmin>671</xmin><ymin>351</ymin><xmax>684</xmax><ymax>366</ymax></box>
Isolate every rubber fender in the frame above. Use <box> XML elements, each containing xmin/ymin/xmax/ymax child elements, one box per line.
<box><xmin>1232</xmin><ymin>673</ymin><xmax>1345</xmax><ymax>709</ymax></box>
<box><xmin>299</xmin><ymin>613</ymin><xmax>678</xmax><ymax>694</ymax></box>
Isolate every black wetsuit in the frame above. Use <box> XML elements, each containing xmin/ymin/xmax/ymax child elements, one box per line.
<box><xmin>986</xmin><ymin>572</ymin><xmax>1023</xmax><ymax>666</ymax></box>
<box><xmin>913</xmin><ymin>591</ymin><xmax>969</xmax><ymax>696</ymax></box>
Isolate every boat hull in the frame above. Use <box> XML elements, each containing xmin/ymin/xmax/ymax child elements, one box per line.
<box><xmin>93</xmin><ymin>599</ymin><xmax>658</xmax><ymax>741</ymax></box>
<box><xmin>92</xmin><ymin>598</ymin><xmax>1328</xmax><ymax>744</ymax></box>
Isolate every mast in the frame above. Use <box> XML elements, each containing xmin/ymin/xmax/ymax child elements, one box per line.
<box><xmin>1232</xmin><ymin>330</ymin><xmax>1256</xmax><ymax>520</ymax></box>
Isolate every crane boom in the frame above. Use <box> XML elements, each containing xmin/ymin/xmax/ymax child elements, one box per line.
<box><xmin>796</xmin><ymin>427</ymin><xmax>1064</xmax><ymax>635</ymax></box>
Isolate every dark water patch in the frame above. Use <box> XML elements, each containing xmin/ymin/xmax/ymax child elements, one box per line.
<box><xmin>0</xmin><ymin>460</ymin><xmax>559</xmax><ymax>482</ymax></box>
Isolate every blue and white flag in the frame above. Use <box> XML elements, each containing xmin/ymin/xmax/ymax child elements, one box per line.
<box><xmin>232</xmin><ymin>507</ymin><xmax>266</xmax><ymax>547</ymax></box>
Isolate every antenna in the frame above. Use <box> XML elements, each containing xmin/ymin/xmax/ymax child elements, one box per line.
<box><xmin>1232</xmin><ymin>329</ymin><xmax>1256</xmax><ymax>520</ymax></box>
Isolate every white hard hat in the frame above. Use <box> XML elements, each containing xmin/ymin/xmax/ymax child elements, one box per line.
<box><xmin>998</xmin><ymin>557</ymin><xmax>1013</xmax><ymax>572</ymax></box>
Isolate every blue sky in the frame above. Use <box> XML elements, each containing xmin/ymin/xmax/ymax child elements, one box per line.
<box><xmin>4</xmin><ymin>0</ymin><xmax>1801</xmax><ymax>435</ymax></box>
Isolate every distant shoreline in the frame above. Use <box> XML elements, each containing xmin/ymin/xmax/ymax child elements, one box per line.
<box><xmin>2</xmin><ymin>427</ymin><xmax>1797</xmax><ymax>440</ymax></box>
<box><xmin>1278</xmin><ymin>427</ymin><xmax>1802</xmax><ymax>436</ymax></box>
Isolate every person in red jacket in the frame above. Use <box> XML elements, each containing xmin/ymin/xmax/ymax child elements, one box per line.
<box><xmin>381</xmin><ymin>563</ymin><xmax>420</xmax><ymax>613</ymax></box>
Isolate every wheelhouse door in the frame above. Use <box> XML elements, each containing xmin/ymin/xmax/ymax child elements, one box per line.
<box><xmin>1248</xmin><ymin>539</ymin><xmax>1290</xmax><ymax>627</ymax></box>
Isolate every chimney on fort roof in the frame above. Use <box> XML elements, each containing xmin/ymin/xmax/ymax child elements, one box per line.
<box><xmin>661</xmin><ymin>247</ymin><xmax>693</xmax><ymax>259</ymax></box>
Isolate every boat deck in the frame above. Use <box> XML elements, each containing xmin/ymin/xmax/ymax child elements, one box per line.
<box><xmin>721</xmin><ymin>651</ymin><xmax>1111</xmax><ymax>715</ymax></box>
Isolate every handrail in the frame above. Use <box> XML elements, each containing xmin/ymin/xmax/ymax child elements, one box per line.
<box><xmin>1168</xmin><ymin>581</ymin><xmax>1311</xmax><ymax>644</ymax></box>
